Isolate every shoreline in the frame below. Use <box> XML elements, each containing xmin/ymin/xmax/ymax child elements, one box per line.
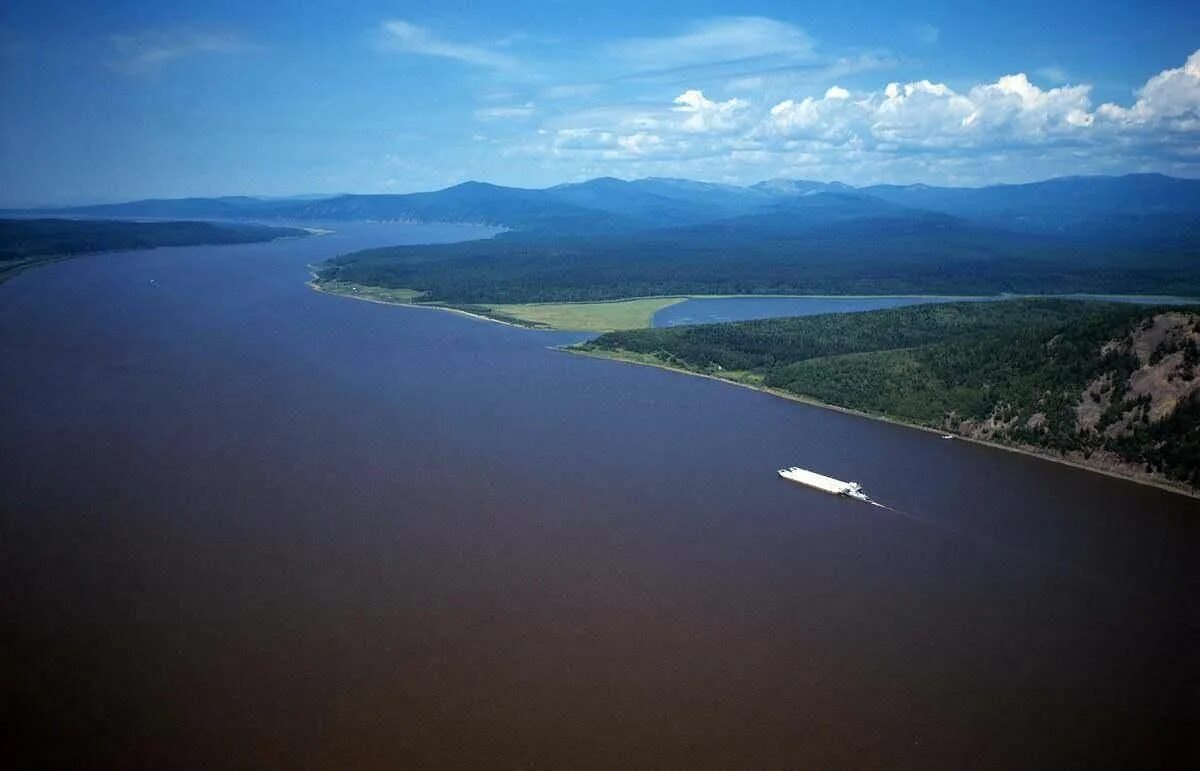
<box><xmin>561</xmin><ymin>346</ymin><xmax>1200</xmax><ymax>500</ymax></box>
<box><xmin>306</xmin><ymin>279</ymin><xmax>530</xmax><ymax>329</ymax></box>
<box><xmin>1</xmin><ymin>228</ymin><xmax>312</xmax><ymax>285</ymax></box>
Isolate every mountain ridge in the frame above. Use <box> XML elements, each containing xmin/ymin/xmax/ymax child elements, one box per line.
<box><xmin>14</xmin><ymin>172</ymin><xmax>1200</xmax><ymax>236</ymax></box>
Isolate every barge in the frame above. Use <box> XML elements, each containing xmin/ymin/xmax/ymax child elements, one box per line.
<box><xmin>778</xmin><ymin>466</ymin><xmax>871</xmax><ymax>502</ymax></box>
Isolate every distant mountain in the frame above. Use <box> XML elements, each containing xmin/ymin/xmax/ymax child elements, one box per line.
<box><xmin>676</xmin><ymin>191</ymin><xmax>917</xmax><ymax>238</ymax></box>
<box><xmin>749</xmin><ymin>179</ymin><xmax>854</xmax><ymax>196</ymax></box>
<box><xmin>258</xmin><ymin>182</ymin><xmax>643</xmax><ymax>234</ymax></box>
<box><xmin>45</xmin><ymin>196</ymin><xmax>281</xmax><ymax>220</ymax></box>
<box><xmin>544</xmin><ymin>177</ymin><xmax>769</xmax><ymax>225</ymax></box>
<box><xmin>11</xmin><ymin>184</ymin><xmax>640</xmax><ymax>235</ymax></box>
<box><xmin>549</xmin><ymin>175</ymin><xmax>782</xmax><ymax>222</ymax></box>
<box><xmin>12</xmin><ymin>172</ymin><xmax>1200</xmax><ymax>246</ymax></box>
<box><xmin>860</xmin><ymin>173</ymin><xmax>1200</xmax><ymax>239</ymax></box>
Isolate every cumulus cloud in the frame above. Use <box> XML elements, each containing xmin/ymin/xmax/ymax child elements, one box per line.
<box><xmin>109</xmin><ymin>28</ymin><xmax>258</xmax><ymax>72</ymax></box>
<box><xmin>379</xmin><ymin>20</ymin><xmax>516</xmax><ymax>69</ymax></box>
<box><xmin>672</xmin><ymin>89</ymin><xmax>747</xmax><ymax>133</ymax></box>
<box><xmin>533</xmin><ymin>48</ymin><xmax>1200</xmax><ymax>183</ymax></box>
<box><xmin>1096</xmin><ymin>49</ymin><xmax>1200</xmax><ymax>129</ymax></box>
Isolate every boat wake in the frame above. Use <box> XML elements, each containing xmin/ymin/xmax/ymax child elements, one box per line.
<box><xmin>865</xmin><ymin>498</ymin><xmax>948</xmax><ymax>528</ymax></box>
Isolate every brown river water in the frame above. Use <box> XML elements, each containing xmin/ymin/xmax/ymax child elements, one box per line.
<box><xmin>2</xmin><ymin>223</ymin><xmax>1196</xmax><ymax>769</ymax></box>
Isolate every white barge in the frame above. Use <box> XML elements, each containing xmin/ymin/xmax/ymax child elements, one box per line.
<box><xmin>778</xmin><ymin>466</ymin><xmax>871</xmax><ymax>502</ymax></box>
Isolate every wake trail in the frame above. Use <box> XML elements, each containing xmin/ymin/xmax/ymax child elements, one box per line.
<box><xmin>861</xmin><ymin>498</ymin><xmax>1159</xmax><ymax>607</ymax></box>
<box><xmin>867</xmin><ymin>499</ymin><xmax>945</xmax><ymax>529</ymax></box>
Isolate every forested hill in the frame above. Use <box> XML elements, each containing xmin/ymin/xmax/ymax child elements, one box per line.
<box><xmin>577</xmin><ymin>300</ymin><xmax>1200</xmax><ymax>491</ymax></box>
<box><xmin>0</xmin><ymin>218</ymin><xmax>307</xmax><ymax>281</ymax></box>
<box><xmin>307</xmin><ymin>174</ymin><xmax>1200</xmax><ymax>303</ymax></box>
<box><xmin>314</xmin><ymin>213</ymin><xmax>1199</xmax><ymax>302</ymax></box>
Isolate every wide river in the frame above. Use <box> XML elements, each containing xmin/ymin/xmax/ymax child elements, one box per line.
<box><xmin>2</xmin><ymin>224</ymin><xmax>1197</xmax><ymax>770</ymax></box>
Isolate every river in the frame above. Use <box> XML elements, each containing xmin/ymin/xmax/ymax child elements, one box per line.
<box><xmin>2</xmin><ymin>223</ymin><xmax>1196</xmax><ymax>769</ymax></box>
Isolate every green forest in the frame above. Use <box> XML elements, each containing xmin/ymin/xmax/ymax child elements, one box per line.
<box><xmin>315</xmin><ymin>222</ymin><xmax>1200</xmax><ymax>304</ymax></box>
<box><xmin>0</xmin><ymin>219</ymin><xmax>306</xmax><ymax>281</ymax></box>
<box><xmin>578</xmin><ymin>299</ymin><xmax>1200</xmax><ymax>489</ymax></box>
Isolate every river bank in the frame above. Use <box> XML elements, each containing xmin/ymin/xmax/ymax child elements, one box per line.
<box><xmin>564</xmin><ymin>346</ymin><xmax>1200</xmax><ymax>500</ymax></box>
<box><xmin>307</xmin><ymin>278</ymin><xmax>531</xmax><ymax>329</ymax></box>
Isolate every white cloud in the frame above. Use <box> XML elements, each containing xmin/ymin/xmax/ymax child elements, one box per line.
<box><xmin>1037</xmin><ymin>66</ymin><xmax>1070</xmax><ymax>85</ymax></box>
<box><xmin>672</xmin><ymin>89</ymin><xmax>747</xmax><ymax>133</ymax></box>
<box><xmin>1096</xmin><ymin>50</ymin><xmax>1200</xmax><ymax>128</ymax></box>
<box><xmin>543</xmin><ymin>83</ymin><xmax>605</xmax><ymax>100</ymax></box>
<box><xmin>608</xmin><ymin>16</ymin><xmax>815</xmax><ymax>73</ymax></box>
<box><xmin>616</xmin><ymin>132</ymin><xmax>664</xmax><ymax>156</ymax></box>
<box><xmin>765</xmin><ymin>73</ymin><xmax>1097</xmax><ymax>148</ymax></box>
<box><xmin>727</xmin><ymin>76</ymin><xmax>765</xmax><ymax>91</ymax></box>
<box><xmin>530</xmin><ymin>48</ymin><xmax>1200</xmax><ymax>184</ymax></box>
<box><xmin>474</xmin><ymin>103</ymin><xmax>536</xmax><ymax>121</ymax></box>
<box><xmin>379</xmin><ymin>20</ymin><xmax>516</xmax><ymax>69</ymax></box>
<box><xmin>109</xmin><ymin>28</ymin><xmax>258</xmax><ymax>72</ymax></box>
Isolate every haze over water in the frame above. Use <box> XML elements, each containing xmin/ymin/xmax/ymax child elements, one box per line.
<box><xmin>2</xmin><ymin>225</ymin><xmax>1197</xmax><ymax>769</ymax></box>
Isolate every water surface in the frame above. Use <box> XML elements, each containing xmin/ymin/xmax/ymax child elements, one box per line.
<box><xmin>653</xmin><ymin>295</ymin><xmax>986</xmax><ymax>326</ymax></box>
<box><xmin>2</xmin><ymin>225</ymin><xmax>1197</xmax><ymax>769</ymax></box>
<box><xmin>654</xmin><ymin>293</ymin><xmax>1200</xmax><ymax>327</ymax></box>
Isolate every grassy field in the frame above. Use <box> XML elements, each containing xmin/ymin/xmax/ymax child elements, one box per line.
<box><xmin>482</xmin><ymin>297</ymin><xmax>685</xmax><ymax>331</ymax></box>
<box><xmin>315</xmin><ymin>279</ymin><xmax>684</xmax><ymax>331</ymax></box>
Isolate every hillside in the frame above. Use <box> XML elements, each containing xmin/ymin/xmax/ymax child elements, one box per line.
<box><xmin>314</xmin><ymin>209</ymin><xmax>1198</xmax><ymax>303</ymax></box>
<box><xmin>576</xmin><ymin>300</ymin><xmax>1200</xmax><ymax>491</ymax></box>
<box><xmin>861</xmin><ymin>174</ymin><xmax>1200</xmax><ymax>240</ymax></box>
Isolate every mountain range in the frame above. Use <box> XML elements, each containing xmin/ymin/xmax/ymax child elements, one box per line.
<box><xmin>15</xmin><ymin>173</ymin><xmax>1200</xmax><ymax>244</ymax></box>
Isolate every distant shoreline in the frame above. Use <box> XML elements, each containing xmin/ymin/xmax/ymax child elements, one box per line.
<box><xmin>561</xmin><ymin>346</ymin><xmax>1200</xmax><ymax>500</ymax></box>
<box><xmin>0</xmin><ymin>222</ymin><xmax>309</xmax><ymax>284</ymax></box>
<box><xmin>306</xmin><ymin>279</ymin><xmax>528</xmax><ymax>328</ymax></box>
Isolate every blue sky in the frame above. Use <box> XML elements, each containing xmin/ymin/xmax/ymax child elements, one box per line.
<box><xmin>1</xmin><ymin>0</ymin><xmax>1198</xmax><ymax>204</ymax></box>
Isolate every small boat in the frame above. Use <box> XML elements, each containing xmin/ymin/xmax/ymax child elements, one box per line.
<box><xmin>940</xmin><ymin>434</ymin><xmax>954</xmax><ymax>440</ymax></box>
